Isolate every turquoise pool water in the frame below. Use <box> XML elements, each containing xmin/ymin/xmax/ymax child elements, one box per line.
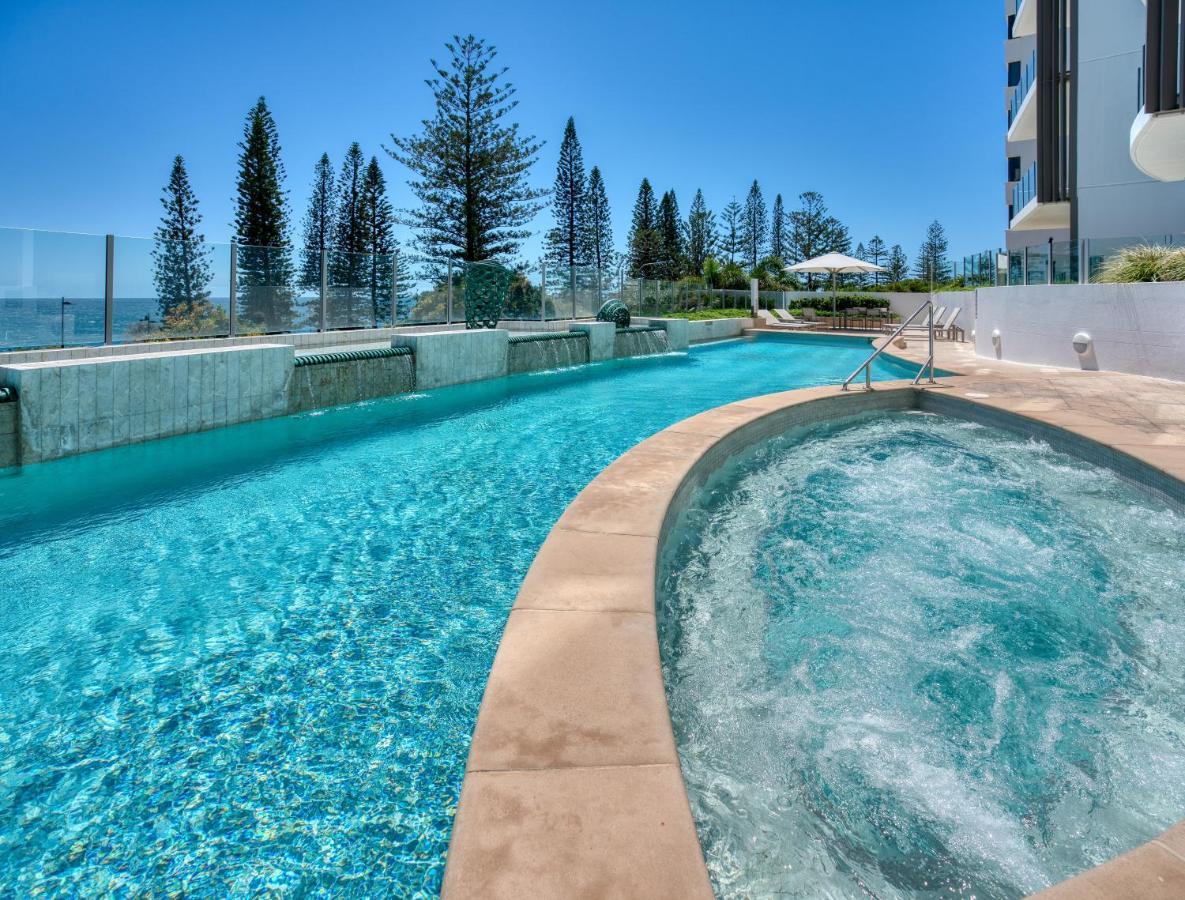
<box><xmin>658</xmin><ymin>412</ymin><xmax>1185</xmax><ymax>899</ymax></box>
<box><xmin>0</xmin><ymin>335</ymin><xmax>919</xmax><ymax>896</ymax></box>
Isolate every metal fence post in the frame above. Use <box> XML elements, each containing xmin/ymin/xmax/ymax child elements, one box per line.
<box><xmin>540</xmin><ymin>259</ymin><xmax>547</xmax><ymax>322</ymax></box>
<box><xmin>319</xmin><ymin>248</ymin><xmax>328</xmax><ymax>332</ymax></box>
<box><xmin>1047</xmin><ymin>238</ymin><xmax>1054</xmax><ymax>285</ymax></box>
<box><xmin>447</xmin><ymin>258</ymin><xmax>454</xmax><ymax>324</ymax></box>
<box><xmin>103</xmin><ymin>234</ymin><xmax>114</xmax><ymax>345</ymax></box>
<box><xmin>391</xmin><ymin>252</ymin><xmax>399</xmax><ymax>327</ymax></box>
<box><xmin>571</xmin><ymin>268</ymin><xmax>577</xmax><ymax>321</ymax></box>
<box><xmin>228</xmin><ymin>242</ymin><xmax>238</xmax><ymax>337</ymax></box>
<box><xmin>1023</xmin><ymin>245</ymin><xmax>1029</xmax><ymax>286</ymax></box>
<box><xmin>1080</xmin><ymin>238</ymin><xmax>1090</xmax><ymax>284</ymax></box>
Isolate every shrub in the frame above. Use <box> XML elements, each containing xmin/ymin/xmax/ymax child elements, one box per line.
<box><xmin>1093</xmin><ymin>245</ymin><xmax>1185</xmax><ymax>283</ymax></box>
<box><xmin>666</xmin><ymin>308</ymin><xmax>752</xmax><ymax>320</ymax></box>
<box><xmin>796</xmin><ymin>294</ymin><xmax>890</xmax><ymax>312</ymax></box>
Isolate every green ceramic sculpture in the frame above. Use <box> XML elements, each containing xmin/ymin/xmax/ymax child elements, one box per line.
<box><xmin>595</xmin><ymin>299</ymin><xmax>631</xmax><ymax>329</ymax></box>
<box><xmin>463</xmin><ymin>262</ymin><xmax>515</xmax><ymax>330</ymax></box>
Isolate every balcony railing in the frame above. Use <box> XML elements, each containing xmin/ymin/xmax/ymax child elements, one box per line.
<box><xmin>1012</xmin><ymin>161</ymin><xmax>1038</xmax><ymax>217</ymax></box>
<box><xmin>1008</xmin><ymin>51</ymin><xmax>1037</xmax><ymax>128</ymax></box>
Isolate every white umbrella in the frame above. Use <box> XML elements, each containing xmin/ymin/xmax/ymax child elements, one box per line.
<box><xmin>787</xmin><ymin>253</ymin><xmax>886</xmax><ymax>323</ymax></box>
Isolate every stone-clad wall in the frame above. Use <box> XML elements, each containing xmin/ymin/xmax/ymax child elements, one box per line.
<box><xmin>0</xmin><ymin>344</ymin><xmax>293</xmax><ymax>464</ymax></box>
<box><xmin>288</xmin><ymin>354</ymin><xmax>416</xmax><ymax>413</ymax></box>
<box><xmin>0</xmin><ymin>401</ymin><xmax>16</xmax><ymax>468</ymax></box>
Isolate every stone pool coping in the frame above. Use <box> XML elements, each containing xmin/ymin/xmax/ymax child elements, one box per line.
<box><xmin>443</xmin><ymin>348</ymin><xmax>1185</xmax><ymax>898</ymax></box>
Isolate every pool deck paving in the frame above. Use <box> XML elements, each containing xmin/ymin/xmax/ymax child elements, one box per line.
<box><xmin>442</xmin><ymin>329</ymin><xmax>1185</xmax><ymax>899</ymax></box>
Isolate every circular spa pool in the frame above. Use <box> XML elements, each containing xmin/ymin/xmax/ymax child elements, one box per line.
<box><xmin>658</xmin><ymin>411</ymin><xmax>1185</xmax><ymax>899</ymax></box>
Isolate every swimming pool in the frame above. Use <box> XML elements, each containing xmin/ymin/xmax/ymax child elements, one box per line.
<box><xmin>658</xmin><ymin>411</ymin><xmax>1185</xmax><ymax>899</ymax></box>
<box><xmin>0</xmin><ymin>335</ymin><xmax>920</xmax><ymax>895</ymax></box>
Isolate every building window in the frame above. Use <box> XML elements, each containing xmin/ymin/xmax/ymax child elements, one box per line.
<box><xmin>1008</xmin><ymin>156</ymin><xmax>1022</xmax><ymax>182</ymax></box>
<box><xmin>1007</xmin><ymin>14</ymin><xmax>1016</xmax><ymax>40</ymax></box>
<box><xmin>1008</xmin><ymin>60</ymin><xmax>1021</xmax><ymax>87</ymax></box>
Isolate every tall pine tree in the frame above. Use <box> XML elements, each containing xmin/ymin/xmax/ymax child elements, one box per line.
<box><xmin>915</xmin><ymin>220</ymin><xmax>952</xmax><ymax>282</ymax></box>
<box><xmin>300</xmin><ymin>153</ymin><xmax>335</xmax><ymax>296</ymax></box>
<box><xmin>865</xmin><ymin>235</ymin><xmax>888</xmax><ymax>285</ymax></box>
<box><xmin>770</xmin><ymin>193</ymin><xmax>787</xmax><ymax>261</ymax></box>
<box><xmin>720</xmin><ymin>198</ymin><xmax>744</xmax><ymax>265</ymax></box>
<box><xmin>788</xmin><ymin>191</ymin><xmax>849</xmax><ymax>289</ymax></box>
<box><xmin>153</xmin><ymin>155</ymin><xmax>214</xmax><ymax>321</ymax></box>
<box><xmin>684</xmin><ymin>189</ymin><xmax>717</xmax><ymax>277</ymax></box>
<box><xmin>361</xmin><ymin>157</ymin><xmax>402</xmax><ymax>324</ymax></box>
<box><xmin>628</xmin><ymin>178</ymin><xmax>661</xmax><ymax>277</ymax></box>
<box><xmin>330</xmin><ymin>142</ymin><xmax>367</xmax><ymax>325</ymax></box>
<box><xmin>581</xmin><ymin>166</ymin><xmax>613</xmax><ymax>273</ymax></box>
<box><xmin>741</xmin><ymin>180</ymin><xmax>768</xmax><ymax>271</ymax></box>
<box><xmin>545</xmin><ymin>117</ymin><xmax>587</xmax><ymax>278</ymax></box>
<box><xmin>657</xmin><ymin>190</ymin><xmax>684</xmax><ymax>280</ymax></box>
<box><xmin>387</xmin><ymin>35</ymin><xmax>545</xmax><ymax>265</ymax></box>
<box><xmin>232</xmin><ymin>96</ymin><xmax>295</xmax><ymax>330</ymax></box>
<box><xmin>887</xmin><ymin>245</ymin><xmax>909</xmax><ymax>285</ymax></box>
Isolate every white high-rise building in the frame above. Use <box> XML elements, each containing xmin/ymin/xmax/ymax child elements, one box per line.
<box><xmin>1004</xmin><ymin>0</ymin><xmax>1185</xmax><ymax>281</ymax></box>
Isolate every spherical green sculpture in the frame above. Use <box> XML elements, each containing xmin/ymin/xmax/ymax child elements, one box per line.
<box><xmin>595</xmin><ymin>299</ymin><xmax>631</xmax><ymax>329</ymax></box>
<box><xmin>464</xmin><ymin>262</ymin><xmax>515</xmax><ymax>329</ymax></box>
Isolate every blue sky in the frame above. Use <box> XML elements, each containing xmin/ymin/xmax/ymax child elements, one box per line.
<box><xmin>0</xmin><ymin>0</ymin><xmax>1005</xmax><ymax>277</ymax></box>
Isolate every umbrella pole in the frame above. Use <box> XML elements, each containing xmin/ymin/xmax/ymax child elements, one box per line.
<box><xmin>831</xmin><ymin>270</ymin><xmax>837</xmax><ymax>328</ymax></box>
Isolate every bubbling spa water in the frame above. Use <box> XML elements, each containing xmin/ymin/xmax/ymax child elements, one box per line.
<box><xmin>658</xmin><ymin>412</ymin><xmax>1185</xmax><ymax>899</ymax></box>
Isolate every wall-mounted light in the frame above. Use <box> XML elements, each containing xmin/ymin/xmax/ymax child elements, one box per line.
<box><xmin>1072</xmin><ymin>332</ymin><xmax>1092</xmax><ymax>355</ymax></box>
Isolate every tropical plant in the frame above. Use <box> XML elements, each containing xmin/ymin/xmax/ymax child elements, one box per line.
<box><xmin>1093</xmin><ymin>245</ymin><xmax>1185</xmax><ymax>283</ymax></box>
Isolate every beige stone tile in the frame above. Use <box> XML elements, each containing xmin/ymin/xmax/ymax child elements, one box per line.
<box><xmin>1158</xmin><ymin>821</ymin><xmax>1185</xmax><ymax>860</ymax></box>
<box><xmin>515</xmin><ymin>528</ymin><xmax>658</xmax><ymax>614</ymax></box>
<box><xmin>467</xmin><ymin>609</ymin><xmax>674</xmax><ymax>772</ymax></box>
<box><xmin>1032</xmin><ymin>843</ymin><xmax>1185</xmax><ymax>899</ymax></box>
<box><xmin>442</xmin><ymin>764</ymin><xmax>712</xmax><ymax>900</ymax></box>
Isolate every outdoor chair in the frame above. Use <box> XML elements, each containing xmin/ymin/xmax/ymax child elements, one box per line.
<box><xmin>893</xmin><ymin>306</ymin><xmax>947</xmax><ymax>335</ymax></box>
<box><xmin>769</xmin><ymin>308</ymin><xmax>818</xmax><ymax>329</ymax></box>
<box><xmin>937</xmin><ymin>308</ymin><xmax>964</xmax><ymax>341</ymax></box>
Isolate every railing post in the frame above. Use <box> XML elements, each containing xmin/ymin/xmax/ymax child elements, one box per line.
<box><xmin>391</xmin><ymin>252</ymin><xmax>399</xmax><ymax>327</ymax></box>
<box><xmin>1047</xmin><ymin>238</ymin><xmax>1054</xmax><ymax>285</ymax></box>
<box><xmin>571</xmin><ymin>268</ymin><xmax>577</xmax><ymax>321</ymax></box>
<box><xmin>228</xmin><ymin>242</ymin><xmax>238</xmax><ymax>337</ymax></box>
<box><xmin>319</xmin><ymin>248</ymin><xmax>328</xmax><ymax>332</ymax></box>
<box><xmin>1080</xmin><ymin>238</ymin><xmax>1090</xmax><ymax>284</ymax></box>
<box><xmin>447</xmin><ymin>258</ymin><xmax>454</xmax><ymax>324</ymax></box>
<box><xmin>540</xmin><ymin>259</ymin><xmax>547</xmax><ymax>322</ymax></box>
<box><xmin>103</xmin><ymin>234</ymin><xmax>114</xmax><ymax>345</ymax></box>
<box><xmin>1023</xmin><ymin>245</ymin><xmax>1029</xmax><ymax>286</ymax></box>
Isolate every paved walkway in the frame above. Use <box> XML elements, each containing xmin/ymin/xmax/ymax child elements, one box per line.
<box><xmin>759</xmin><ymin>326</ymin><xmax>1185</xmax><ymax>483</ymax></box>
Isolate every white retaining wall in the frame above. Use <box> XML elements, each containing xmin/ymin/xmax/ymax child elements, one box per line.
<box><xmin>974</xmin><ymin>282</ymin><xmax>1185</xmax><ymax>381</ymax></box>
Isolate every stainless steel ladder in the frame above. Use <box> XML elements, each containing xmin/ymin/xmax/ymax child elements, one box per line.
<box><xmin>841</xmin><ymin>299</ymin><xmax>938</xmax><ymax>391</ymax></box>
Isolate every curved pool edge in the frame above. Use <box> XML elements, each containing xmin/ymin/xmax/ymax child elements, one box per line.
<box><xmin>442</xmin><ymin>379</ymin><xmax>1185</xmax><ymax>899</ymax></box>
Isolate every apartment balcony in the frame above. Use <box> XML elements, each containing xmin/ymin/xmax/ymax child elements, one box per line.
<box><xmin>1013</xmin><ymin>0</ymin><xmax>1036</xmax><ymax>38</ymax></box>
<box><xmin>1010</xmin><ymin>162</ymin><xmax>1071</xmax><ymax>230</ymax></box>
<box><xmin>1131</xmin><ymin>2</ymin><xmax>1185</xmax><ymax>181</ymax></box>
<box><xmin>1131</xmin><ymin>108</ymin><xmax>1185</xmax><ymax>181</ymax></box>
<box><xmin>1007</xmin><ymin>51</ymin><xmax>1037</xmax><ymax>143</ymax></box>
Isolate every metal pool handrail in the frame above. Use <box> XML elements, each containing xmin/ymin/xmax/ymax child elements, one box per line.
<box><xmin>842</xmin><ymin>299</ymin><xmax>937</xmax><ymax>391</ymax></box>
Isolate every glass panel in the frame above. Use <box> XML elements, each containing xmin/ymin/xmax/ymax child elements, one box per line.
<box><xmin>1008</xmin><ymin>249</ymin><xmax>1025</xmax><ymax>285</ymax></box>
<box><xmin>1013</xmin><ymin>162</ymin><xmax>1037</xmax><ymax>215</ymax></box>
<box><xmin>399</xmin><ymin>264</ymin><xmax>449</xmax><ymax>325</ymax></box>
<box><xmin>1050</xmin><ymin>241</ymin><xmax>1079</xmax><ymax>284</ymax></box>
<box><xmin>114</xmin><ymin>235</ymin><xmax>231</xmax><ymax>343</ymax></box>
<box><xmin>1008</xmin><ymin>50</ymin><xmax>1036</xmax><ymax>128</ymax></box>
<box><xmin>234</xmin><ymin>243</ymin><xmax>302</xmax><ymax>335</ymax></box>
<box><xmin>0</xmin><ymin>227</ymin><xmax>107</xmax><ymax>350</ymax></box>
<box><xmin>325</xmin><ymin>250</ymin><xmax>384</xmax><ymax>331</ymax></box>
<box><xmin>1025</xmin><ymin>244</ymin><xmax>1049</xmax><ymax>285</ymax></box>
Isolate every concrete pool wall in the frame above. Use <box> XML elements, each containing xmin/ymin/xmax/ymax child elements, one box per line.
<box><xmin>442</xmin><ymin>376</ymin><xmax>1185</xmax><ymax>899</ymax></box>
<box><xmin>0</xmin><ymin>318</ymin><xmax>751</xmax><ymax>466</ymax></box>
